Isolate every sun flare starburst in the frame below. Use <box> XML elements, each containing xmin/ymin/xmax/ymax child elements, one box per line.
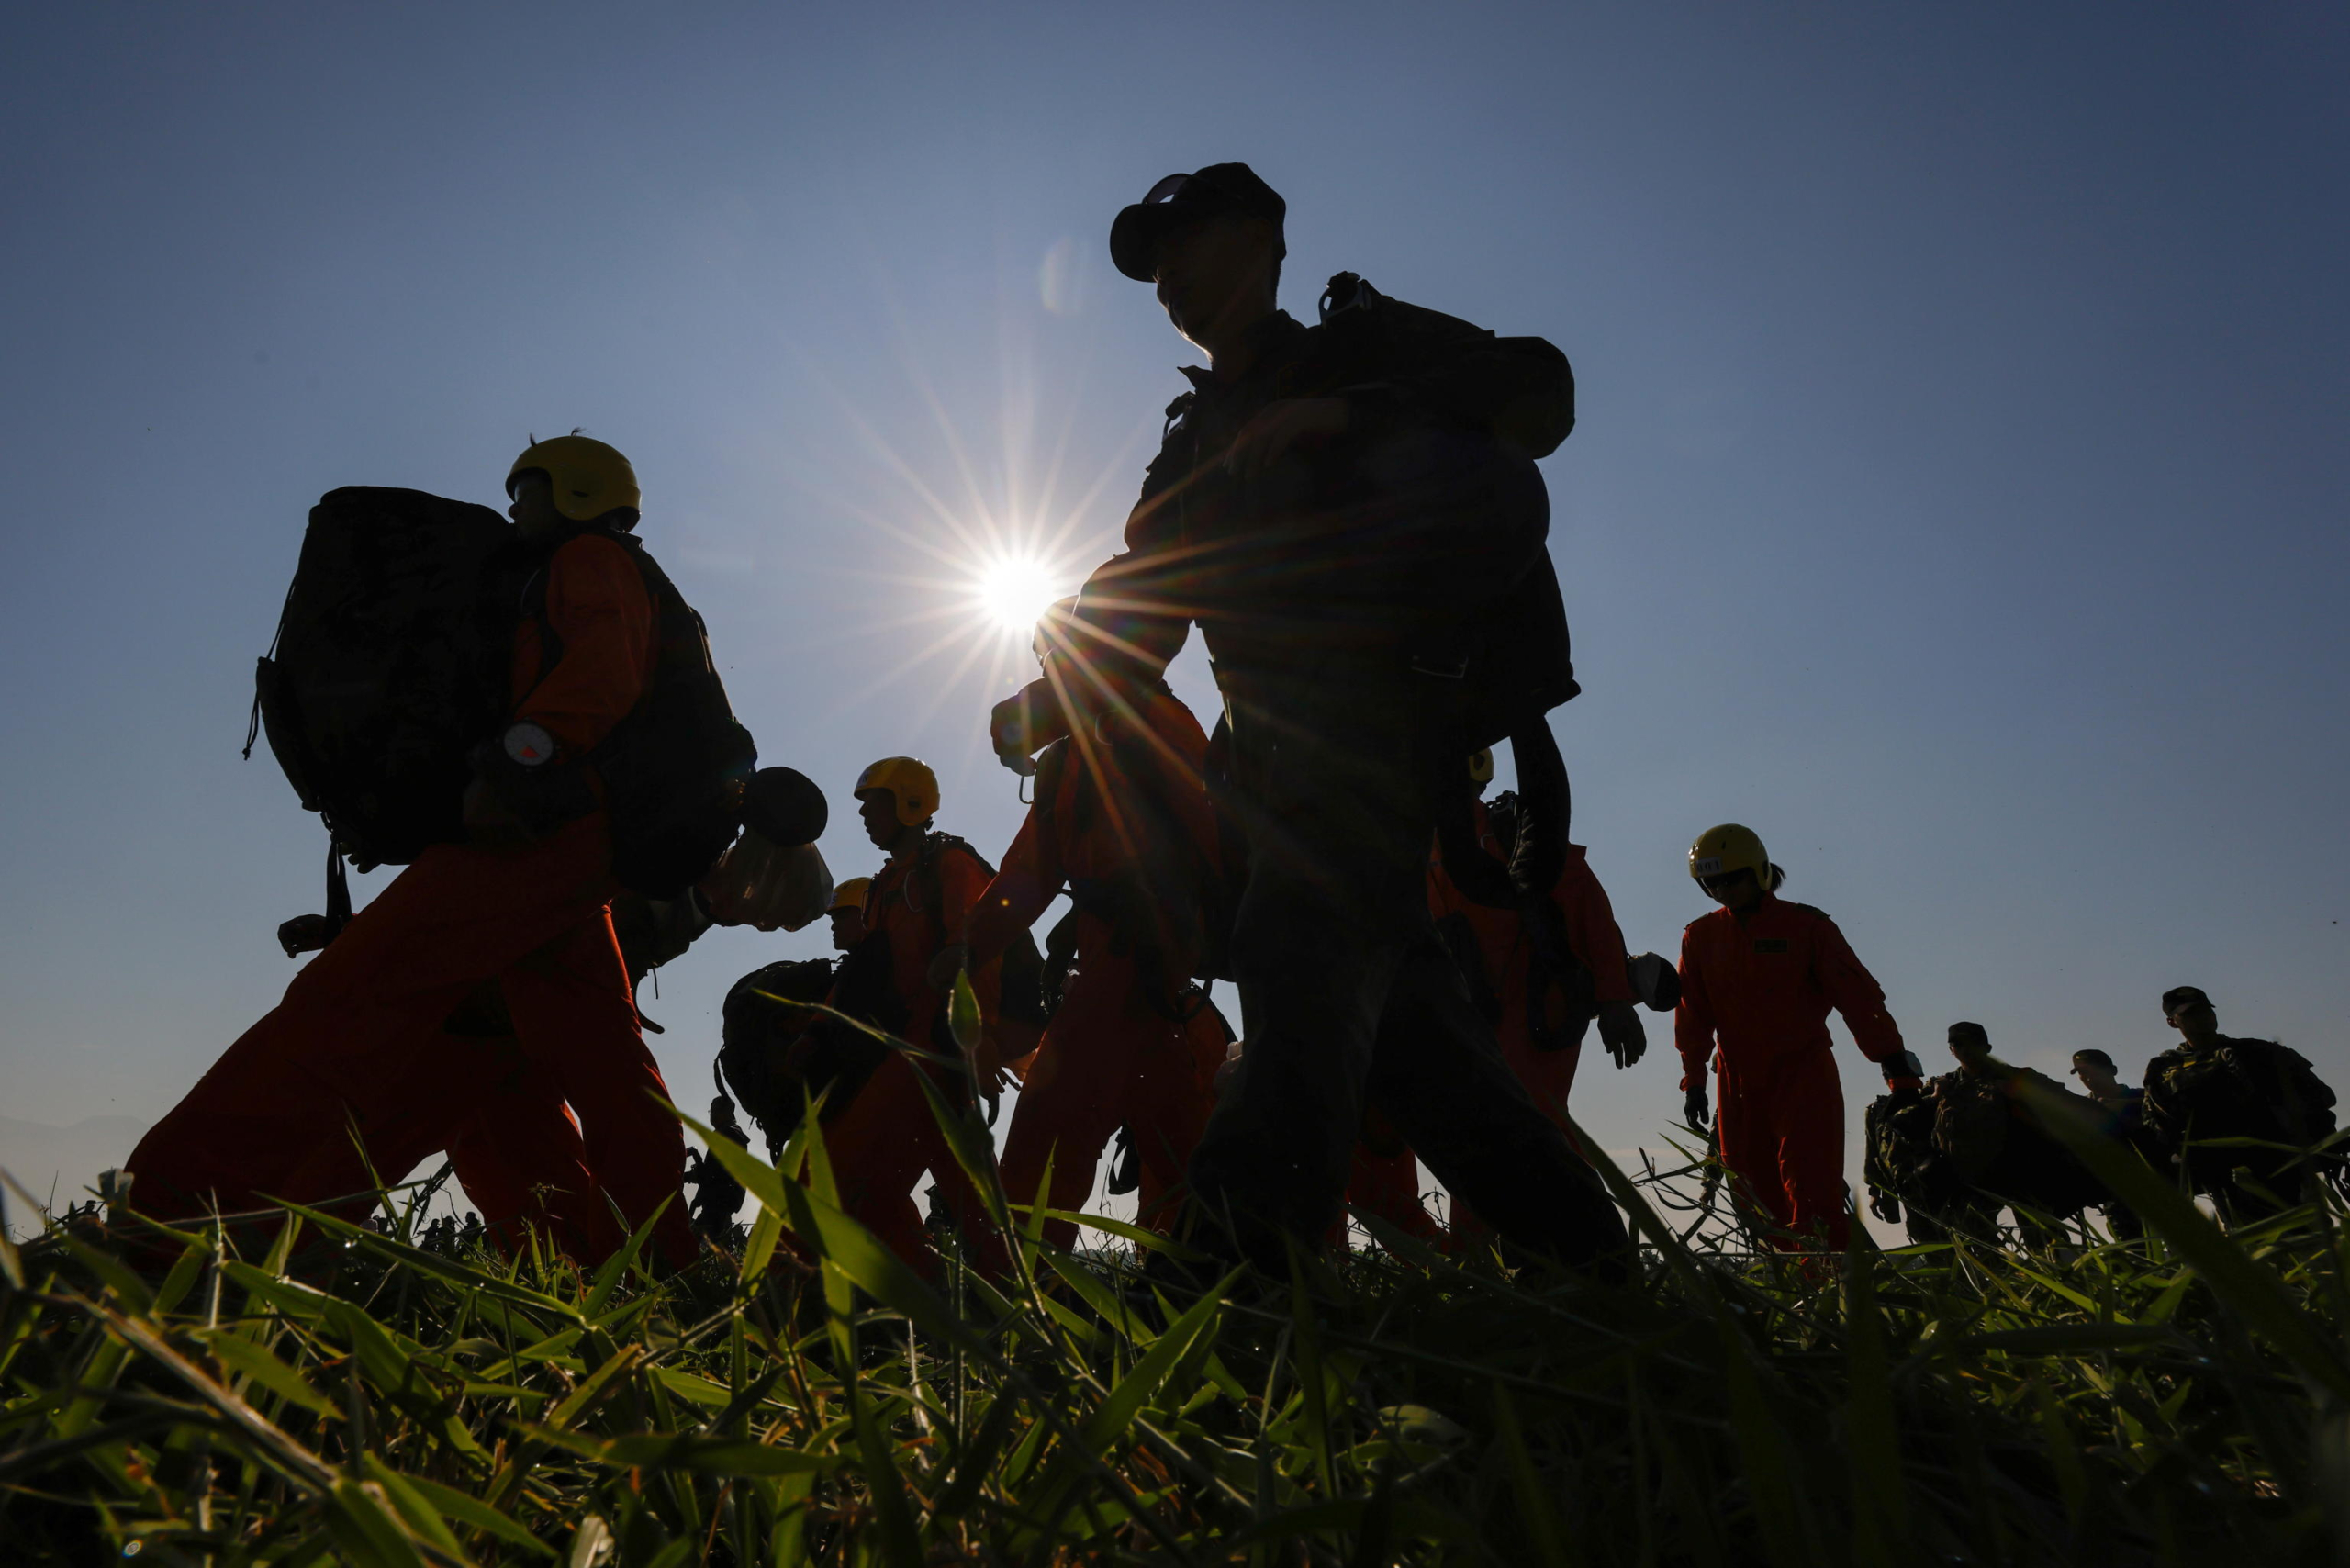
<box><xmin>975</xmin><ymin>554</ymin><xmax>1062</xmax><ymax>635</ymax></box>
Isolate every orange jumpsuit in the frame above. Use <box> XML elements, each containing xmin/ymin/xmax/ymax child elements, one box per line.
<box><xmin>817</xmin><ymin>838</ymin><xmax>999</xmax><ymax>1274</ymax></box>
<box><xmin>1674</xmin><ymin>893</ymin><xmax>1904</xmax><ymax>1250</ymax></box>
<box><xmin>1427</xmin><ymin>805</ymin><xmax>1635</xmax><ymax>1125</ymax></box>
<box><xmin>968</xmin><ymin>688</ymin><xmax>1227</xmax><ymax>1255</ymax></box>
<box><xmin>1411</xmin><ymin>807</ymin><xmax>1634</xmax><ymax>1245</ymax></box>
<box><xmin>1343</xmin><ymin>1137</ymin><xmax>1442</xmax><ymax>1248</ymax></box>
<box><xmin>128</xmin><ymin>533</ymin><xmax>694</xmax><ymax>1268</ymax></box>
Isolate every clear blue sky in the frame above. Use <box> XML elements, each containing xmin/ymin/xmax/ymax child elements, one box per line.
<box><xmin>4</xmin><ymin>4</ymin><xmax>2344</xmax><ymax>1227</ymax></box>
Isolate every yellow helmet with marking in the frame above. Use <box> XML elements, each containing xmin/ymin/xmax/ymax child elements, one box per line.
<box><xmin>507</xmin><ymin>434</ymin><xmax>641</xmax><ymax>523</ymax></box>
<box><xmin>827</xmin><ymin>876</ymin><xmax>873</xmax><ymax>916</ymax></box>
<box><xmin>1688</xmin><ymin>823</ymin><xmax>1772</xmax><ymax>887</ymax></box>
<box><xmin>855</xmin><ymin>756</ymin><xmax>940</xmax><ymax>827</ymax></box>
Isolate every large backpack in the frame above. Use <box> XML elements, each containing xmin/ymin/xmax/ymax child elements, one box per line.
<box><xmin>1863</xmin><ymin>1089</ymin><xmax>1945</xmax><ymax>1224</ymax></box>
<box><xmin>719</xmin><ymin>953</ymin><xmax>901</xmax><ymax>1148</ymax></box>
<box><xmin>1303</xmin><ymin>273</ymin><xmax>1579</xmax><ymax>749</ymax></box>
<box><xmin>1933</xmin><ymin>1069</ymin><xmax>2107</xmax><ymax>1216</ymax></box>
<box><xmin>521</xmin><ymin>531</ymin><xmax>758</xmax><ymax>898</ymax></box>
<box><xmin>251</xmin><ymin>487</ymin><xmax>512</xmax><ymax>869</ymax></box>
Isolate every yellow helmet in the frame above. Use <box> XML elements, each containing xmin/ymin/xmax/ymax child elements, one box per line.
<box><xmin>855</xmin><ymin>756</ymin><xmax>940</xmax><ymax>827</ymax></box>
<box><xmin>1466</xmin><ymin>747</ymin><xmax>1495</xmax><ymax>786</ymax></box>
<box><xmin>827</xmin><ymin>876</ymin><xmax>873</xmax><ymax>915</ymax></box>
<box><xmin>1688</xmin><ymin>823</ymin><xmax>1772</xmax><ymax>887</ymax></box>
<box><xmin>507</xmin><ymin>434</ymin><xmax>642</xmax><ymax>523</ymax></box>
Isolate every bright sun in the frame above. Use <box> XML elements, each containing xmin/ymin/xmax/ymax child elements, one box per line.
<box><xmin>976</xmin><ymin>554</ymin><xmax>1060</xmax><ymax>633</ymax></box>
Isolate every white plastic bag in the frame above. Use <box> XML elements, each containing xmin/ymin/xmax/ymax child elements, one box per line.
<box><xmin>700</xmin><ymin>831</ymin><xmax>832</xmax><ymax>932</ymax></box>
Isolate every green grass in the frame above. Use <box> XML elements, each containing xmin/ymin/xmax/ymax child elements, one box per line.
<box><xmin>6</xmin><ymin>1082</ymin><xmax>2350</xmax><ymax>1565</ymax></box>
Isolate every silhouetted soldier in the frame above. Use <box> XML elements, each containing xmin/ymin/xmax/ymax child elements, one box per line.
<box><xmin>684</xmin><ymin>1094</ymin><xmax>750</xmax><ymax>1241</ymax></box>
<box><xmin>2070</xmin><ymin>1049</ymin><xmax>2143</xmax><ymax>1126</ymax></box>
<box><xmin>990</xmin><ymin>162</ymin><xmax>1628</xmax><ymax>1278</ymax></box>
<box><xmin>2068</xmin><ymin>1048</ymin><xmax>2148</xmax><ymax>1239</ymax></box>
<box><xmin>2141</xmin><ymin>986</ymin><xmax>2336</xmax><ymax>1223</ymax></box>
<box><xmin>1921</xmin><ymin>1023</ymin><xmax>2105</xmax><ymax>1246</ymax></box>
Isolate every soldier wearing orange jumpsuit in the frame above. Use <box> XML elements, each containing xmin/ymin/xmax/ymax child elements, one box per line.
<box><xmin>1674</xmin><ymin>823</ymin><xmax>1920</xmax><ymax>1251</ymax></box>
<box><xmin>1411</xmin><ymin>740</ymin><xmax>1648</xmax><ymax>1245</ymax></box>
<box><xmin>1428</xmin><ymin>778</ymin><xmax>1644</xmax><ymax>1125</ymax></box>
<box><xmin>968</xmin><ymin>624</ymin><xmax>1228</xmax><ymax>1254</ymax></box>
<box><xmin>126</xmin><ymin>439</ymin><xmax>694</xmax><ymax>1268</ymax></box>
<box><xmin>815</xmin><ymin>757</ymin><xmax>1001</xmax><ymax>1275</ymax></box>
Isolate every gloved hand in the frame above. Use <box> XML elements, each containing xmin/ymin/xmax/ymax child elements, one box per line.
<box><xmin>1597</xmin><ymin>1001</ymin><xmax>1647</xmax><ymax>1069</ymax></box>
<box><xmin>1683</xmin><ymin>1084</ymin><xmax>1710</xmax><ymax>1130</ymax></box>
<box><xmin>1868</xmin><ymin>1189</ymin><xmax>1903</xmax><ymax>1225</ymax></box>
<box><xmin>276</xmin><ymin>913</ymin><xmax>338</xmax><ymax>958</ymax></box>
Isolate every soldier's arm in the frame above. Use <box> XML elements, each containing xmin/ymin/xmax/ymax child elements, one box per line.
<box><xmin>516</xmin><ymin>534</ymin><xmax>655</xmax><ymax>757</ymax></box>
<box><xmin>1066</xmin><ymin>467</ymin><xmax>1196</xmax><ymax>684</ymax></box>
<box><xmin>1673</xmin><ymin>929</ymin><xmax>1714</xmax><ymax>1092</ymax></box>
<box><xmin>1813</xmin><ymin>916</ymin><xmax>1908</xmax><ymax>1065</ymax></box>
<box><xmin>967</xmin><ymin>808</ymin><xmax>1058</xmax><ymax>972</ymax></box>
<box><xmin>1556</xmin><ymin>854</ymin><xmax>1636</xmax><ymax>1006</ymax></box>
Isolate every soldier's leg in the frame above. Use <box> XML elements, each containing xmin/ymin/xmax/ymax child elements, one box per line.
<box><xmin>1184</xmin><ymin>848</ymin><xmax>1401</xmax><ymax>1268</ymax></box>
<box><xmin>1774</xmin><ymin>1049</ymin><xmax>1850</xmax><ymax>1250</ymax></box>
<box><xmin>816</xmin><ymin>1056</ymin><xmax>936</xmax><ymax>1271</ymax></box>
<box><xmin>128</xmin><ymin>818</ymin><xmax>618</xmax><ymax>1223</ymax></box>
<box><xmin>1368</xmin><ymin>935</ymin><xmax>1629</xmax><ymax>1273</ymax></box>
<box><xmin>502</xmin><ymin>911</ymin><xmax>693</xmax><ymax>1270</ymax></box>
<box><xmin>999</xmin><ymin>958</ymin><xmax>1146</xmax><ymax>1251</ymax></box>
<box><xmin>1714</xmin><ymin>1063</ymin><xmax>1796</xmax><ymax>1241</ymax></box>
<box><xmin>1344</xmin><ymin>1143</ymin><xmax>1440</xmax><ymax>1250</ymax></box>
<box><xmin>1123</xmin><ymin>994</ymin><xmax>1225</xmax><ymax>1233</ymax></box>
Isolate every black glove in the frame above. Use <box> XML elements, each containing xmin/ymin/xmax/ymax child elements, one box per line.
<box><xmin>1684</xmin><ymin>1084</ymin><xmax>1710</xmax><ymax>1131</ymax></box>
<box><xmin>276</xmin><ymin>913</ymin><xmax>338</xmax><ymax>958</ymax></box>
<box><xmin>1869</xmin><ymin>1189</ymin><xmax>1903</xmax><ymax>1225</ymax></box>
<box><xmin>1597</xmin><ymin>1001</ymin><xmax>1647</xmax><ymax>1069</ymax></box>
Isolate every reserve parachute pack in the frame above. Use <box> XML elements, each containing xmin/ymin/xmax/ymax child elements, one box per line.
<box><xmin>251</xmin><ymin>487</ymin><xmax>511</xmax><ymax>868</ymax></box>
<box><xmin>519</xmin><ymin>530</ymin><xmax>757</xmax><ymax>898</ymax></box>
<box><xmin>252</xmin><ymin>487</ymin><xmax>756</xmax><ymax>901</ymax></box>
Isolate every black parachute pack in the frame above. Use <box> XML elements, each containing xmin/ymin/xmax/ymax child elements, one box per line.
<box><xmin>251</xmin><ymin>487</ymin><xmax>513</xmax><ymax>870</ymax></box>
<box><xmin>519</xmin><ymin>529</ymin><xmax>758</xmax><ymax>898</ymax></box>
<box><xmin>2145</xmin><ymin>1038</ymin><xmax>2337</xmax><ymax>1151</ymax></box>
<box><xmin>719</xmin><ymin>949</ymin><xmax>904</xmax><ymax>1149</ymax></box>
<box><xmin>1301</xmin><ymin>273</ymin><xmax>1579</xmax><ymax>751</ymax></box>
<box><xmin>253</xmin><ymin>487</ymin><xmax>757</xmax><ymax>909</ymax></box>
<box><xmin>1863</xmin><ymin>1088</ymin><xmax>1945</xmax><ymax>1226</ymax></box>
<box><xmin>1931</xmin><ymin>1069</ymin><xmax>2109</xmax><ymax>1217</ymax></box>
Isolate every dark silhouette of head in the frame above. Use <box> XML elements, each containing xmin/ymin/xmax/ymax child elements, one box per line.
<box><xmin>2162</xmin><ymin>986</ymin><xmax>2221</xmax><ymax>1047</ymax></box>
<box><xmin>1111</xmin><ymin>163</ymin><xmax>1286</xmax><ymax>357</ymax></box>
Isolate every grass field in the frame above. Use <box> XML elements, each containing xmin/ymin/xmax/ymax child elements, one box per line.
<box><xmin>6</xmin><ymin>1085</ymin><xmax>2348</xmax><ymax>1566</ymax></box>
